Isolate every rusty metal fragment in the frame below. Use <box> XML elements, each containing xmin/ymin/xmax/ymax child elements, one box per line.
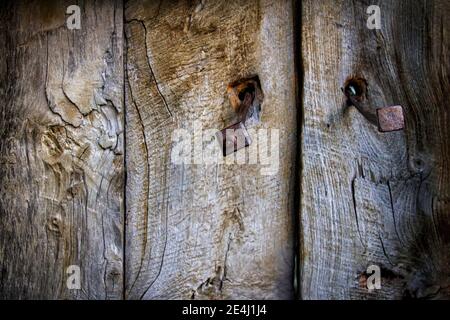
<box><xmin>217</xmin><ymin>76</ymin><xmax>263</xmax><ymax>156</ymax></box>
<box><xmin>376</xmin><ymin>105</ymin><xmax>405</xmax><ymax>132</ymax></box>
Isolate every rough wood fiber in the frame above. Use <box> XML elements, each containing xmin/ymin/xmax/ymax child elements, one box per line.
<box><xmin>125</xmin><ymin>0</ymin><xmax>296</xmax><ymax>299</ymax></box>
<box><xmin>301</xmin><ymin>0</ymin><xmax>450</xmax><ymax>299</ymax></box>
<box><xmin>0</xmin><ymin>0</ymin><xmax>124</xmax><ymax>299</ymax></box>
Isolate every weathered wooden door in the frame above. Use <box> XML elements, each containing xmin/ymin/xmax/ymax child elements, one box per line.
<box><xmin>1</xmin><ymin>0</ymin><xmax>449</xmax><ymax>300</ymax></box>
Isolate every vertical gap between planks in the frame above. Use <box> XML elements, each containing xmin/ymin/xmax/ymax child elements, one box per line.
<box><xmin>292</xmin><ymin>0</ymin><xmax>303</xmax><ymax>300</ymax></box>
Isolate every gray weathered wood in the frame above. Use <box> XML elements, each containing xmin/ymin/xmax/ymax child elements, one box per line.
<box><xmin>300</xmin><ymin>0</ymin><xmax>450</xmax><ymax>299</ymax></box>
<box><xmin>124</xmin><ymin>0</ymin><xmax>297</xmax><ymax>299</ymax></box>
<box><xmin>3</xmin><ymin>0</ymin><xmax>448</xmax><ymax>301</ymax></box>
<box><xmin>0</xmin><ymin>0</ymin><xmax>124</xmax><ymax>299</ymax></box>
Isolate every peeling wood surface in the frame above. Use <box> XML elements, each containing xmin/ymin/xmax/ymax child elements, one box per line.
<box><xmin>124</xmin><ymin>0</ymin><xmax>296</xmax><ymax>299</ymax></box>
<box><xmin>300</xmin><ymin>0</ymin><xmax>450</xmax><ymax>299</ymax></box>
<box><xmin>0</xmin><ymin>0</ymin><xmax>124</xmax><ymax>299</ymax></box>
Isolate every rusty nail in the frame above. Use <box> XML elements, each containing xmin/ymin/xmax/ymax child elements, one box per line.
<box><xmin>343</xmin><ymin>77</ymin><xmax>404</xmax><ymax>132</ymax></box>
<box><xmin>217</xmin><ymin>76</ymin><xmax>263</xmax><ymax>156</ymax></box>
<box><xmin>215</xmin><ymin>122</ymin><xmax>252</xmax><ymax>156</ymax></box>
<box><xmin>347</xmin><ymin>95</ymin><xmax>379</xmax><ymax>126</ymax></box>
<box><xmin>377</xmin><ymin>105</ymin><xmax>405</xmax><ymax>132</ymax></box>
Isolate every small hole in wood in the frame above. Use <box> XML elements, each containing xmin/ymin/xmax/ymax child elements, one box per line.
<box><xmin>344</xmin><ymin>76</ymin><xmax>368</xmax><ymax>101</ymax></box>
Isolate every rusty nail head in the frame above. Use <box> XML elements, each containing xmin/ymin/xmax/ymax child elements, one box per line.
<box><xmin>377</xmin><ymin>105</ymin><xmax>405</xmax><ymax>132</ymax></box>
<box><xmin>216</xmin><ymin>122</ymin><xmax>252</xmax><ymax>156</ymax></box>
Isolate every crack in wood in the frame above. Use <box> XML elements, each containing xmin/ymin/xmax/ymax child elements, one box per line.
<box><xmin>126</xmin><ymin>19</ymin><xmax>173</xmax><ymax>118</ymax></box>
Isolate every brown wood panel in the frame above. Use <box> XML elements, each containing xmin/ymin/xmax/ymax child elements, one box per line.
<box><xmin>300</xmin><ymin>0</ymin><xmax>450</xmax><ymax>299</ymax></box>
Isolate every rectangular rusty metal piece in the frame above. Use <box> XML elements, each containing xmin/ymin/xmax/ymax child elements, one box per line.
<box><xmin>216</xmin><ymin>121</ymin><xmax>252</xmax><ymax>156</ymax></box>
<box><xmin>377</xmin><ymin>105</ymin><xmax>405</xmax><ymax>132</ymax></box>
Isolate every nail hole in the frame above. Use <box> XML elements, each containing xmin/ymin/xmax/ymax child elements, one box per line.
<box><xmin>344</xmin><ymin>76</ymin><xmax>368</xmax><ymax>101</ymax></box>
<box><xmin>238</xmin><ymin>84</ymin><xmax>255</xmax><ymax>102</ymax></box>
<box><xmin>227</xmin><ymin>75</ymin><xmax>264</xmax><ymax>125</ymax></box>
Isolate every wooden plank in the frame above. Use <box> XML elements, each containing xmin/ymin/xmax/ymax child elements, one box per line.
<box><xmin>300</xmin><ymin>0</ymin><xmax>450</xmax><ymax>299</ymax></box>
<box><xmin>125</xmin><ymin>0</ymin><xmax>297</xmax><ymax>299</ymax></box>
<box><xmin>0</xmin><ymin>0</ymin><xmax>124</xmax><ymax>299</ymax></box>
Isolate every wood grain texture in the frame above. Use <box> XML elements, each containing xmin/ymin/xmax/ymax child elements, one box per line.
<box><xmin>0</xmin><ymin>0</ymin><xmax>124</xmax><ymax>299</ymax></box>
<box><xmin>125</xmin><ymin>0</ymin><xmax>297</xmax><ymax>299</ymax></box>
<box><xmin>300</xmin><ymin>0</ymin><xmax>450</xmax><ymax>299</ymax></box>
